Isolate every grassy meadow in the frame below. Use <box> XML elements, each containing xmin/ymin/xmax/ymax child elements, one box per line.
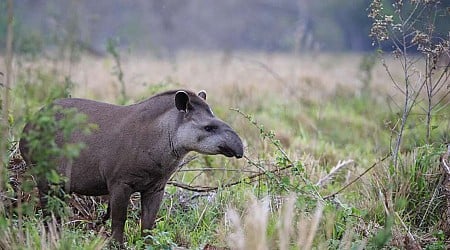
<box><xmin>1</xmin><ymin>50</ymin><xmax>450</xmax><ymax>249</ymax></box>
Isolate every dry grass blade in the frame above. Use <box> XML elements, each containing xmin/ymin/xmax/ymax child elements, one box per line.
<box><xmin>278</xmin><ymin>193</ymin><xmax>296</xmax><ymax>250</ymax></box>
<box><xmin>244</xmin><ymin>196</ymin><xmax>269</xmax><ymax>250</ymax></box>
<box><xmin>316</xmin><ymin>159</ymin><xmax>354</xmax><ymax>187</ymax></box>
<box><xmin>48</xmin><ymin>215</ymin><xmax>61</xmax><ymax>248</ymax></box>
<box><xmin>226</xmin><ymin>195</ymin><xmax>270</xmax><ymax>250</ymax></box>
<box><xmin>324</xmin><ymin>154</ymin><xmax>389</xmax><ymax>199</ymax></box>
<box><xmin>226</xmin><ymin>194</ymin><xmax>330</xmax><ymax>250</ymax></box>
<box><xmin>297</xmin><ymin>202</ymin><xmax>324</xmax><ymax>250</ymax></box>
<box><xmin>226</xmin><ymin>208</ymin><xmax>245</xmax><ymax>250</ymax></box>
<box><xmin>441</xmin><ymin>144</ymin><xmax>450</xmax><ymax>174</ymax></box>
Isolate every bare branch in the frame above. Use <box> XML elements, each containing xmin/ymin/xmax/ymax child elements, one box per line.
<box><xmin>432</xmin><ymin>92</ymin><xmax>450</xmax><ymax>110</ymax></box>
<box><xmin>177</xmin><ymin>168</ymin><xmax>260</xmax><ymax>174</ymax></box>
<box><xmin>431</xmin><ymin>66</ymin><xmax>450</xmax><ymax>94</ymax></box>
<box><xmin>404</xmin><ymin>3</ymin><xmax>425</xmax><ymax>31</ymax></box>
<box><xmin>381</xmin><ymin>58</ymin><xmax>405</xmax><ymax>95</ymax></box>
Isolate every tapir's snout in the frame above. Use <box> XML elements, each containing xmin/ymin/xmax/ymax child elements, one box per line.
<box><xmin>235</xmin><ymin>150</ymin><xmax>244</xmax><ymax>159</ymax></box>
<box><xmin>234</xmin><ymin>147</ymin><xmax>244</xmax><ymax>158</ymax></box>
<box><xmin>219</xmin><ymin>130</ymin><xmax>244</xmax><ymax>158</ymax></box>
<box><xmin>233</xmin><ymin>138</ymin><xmax>244</xmax><ymax>158</ymax></box>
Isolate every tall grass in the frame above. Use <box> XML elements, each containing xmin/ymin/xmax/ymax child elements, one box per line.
<box><xmin>0</xmin><ymin>0</ymin><xmax>14</xmax><ymax>207</ymax></box>
<box><xmin>0</xmin><ymin>215</ymin><xmax>107</xmax><ymax>249</ymax></box>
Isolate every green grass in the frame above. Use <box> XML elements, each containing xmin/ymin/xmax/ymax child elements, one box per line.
<box><xmin>1</xmin><ymin>52</ymin><xmax>449</xmax><ymax>249</ymax></box>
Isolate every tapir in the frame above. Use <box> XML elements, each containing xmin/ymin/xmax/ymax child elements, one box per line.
<box><xmin>19</xmin><ymin>89</ymin><xmax>244</xmax><ymax>244</ymax></box>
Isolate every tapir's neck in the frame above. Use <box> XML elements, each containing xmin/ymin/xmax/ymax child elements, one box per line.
<box><xmin>134</xmin><ymin>107</ymin><xmax>187</xmax><ymax>173</ymax></box>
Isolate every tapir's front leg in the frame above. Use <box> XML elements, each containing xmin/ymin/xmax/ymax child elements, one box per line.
<box><xmin>140</xmin><ymin>189</ymin><xmax>165</xmax><ymax>233</ymax></box>
<box><xmin>110</xmin><ymin>184</ymin><xmax>133</xmax><ymax>244</ymax></box>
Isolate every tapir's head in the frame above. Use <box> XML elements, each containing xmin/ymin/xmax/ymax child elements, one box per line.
<box><xmin>173</xmin><ymin>90</ymin><xmax>244</xmax><ymax>158</ymax></box>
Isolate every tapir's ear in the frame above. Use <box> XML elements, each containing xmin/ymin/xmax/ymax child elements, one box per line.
<box><xmin>198</xmin><ymin>90</ymin><xmax>207</xmax><ymax>100</ymax></box>
<box><xmin>175</xmin><ymin>91</ymin><xmax>190</xmax><ymax>112</ymax></box>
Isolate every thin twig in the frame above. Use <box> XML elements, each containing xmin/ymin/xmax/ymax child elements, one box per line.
<box><xmin>324</xmin><ymin>154</ymin><xmax>390</xmax><ymax>200</ymax></box>
<box><xmin>395</xmin><ymin>211</ymin><xmax>418</xmax><ymax>245</ymax></box>
<box><xmin>420</xmin><ymin>174</ymin><xmax>442</xmax><ymax>227</ymax></box>
<box><xmin>167</xmin><ymin>163</ymin><xmax>296</xmax><ymax>193</ymax></box>
<box><xmin>232</xmin><ymin>108</ymin><xmax>293</xmax><ymax>165</ymax></box>
<box><xmin>381</xmin><ymin>58</ymin><xmax>405</xmax><ymax>96</ymax></box>
<box><xmin>177</xmin><ymin>167</ymin><xmax>260</xmax><ymax>174</ymax></box>
<box><xmin>442</xmin><ymin>144</ymin><xmax>450</xmax><ymax>174</ymax></box>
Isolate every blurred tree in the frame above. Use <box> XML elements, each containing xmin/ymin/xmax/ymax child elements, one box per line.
<box><xmin>300</xmin><ymin>0</ymin><xmax>373</xmax><ymax>50</ymax></box>
<box><xmin>0</xmin><ymin>0</ymin><xmax>448</xmax><ymax>53</ymax></box>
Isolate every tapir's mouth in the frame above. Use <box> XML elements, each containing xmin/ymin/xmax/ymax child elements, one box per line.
<box><xmin>218</xmin><ymin>145</ymin><xmax>243</xmax><ymax>158</ymax></box>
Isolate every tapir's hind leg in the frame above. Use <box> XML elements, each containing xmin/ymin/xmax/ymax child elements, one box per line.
<box><xmin>37</xmin><ymin>178</ymin><xmax>51</xmax><ymax>218</ymax></box>
<box><xmin>101</xmin><ymin>200</ymin><xmax>111</xmax><ymax>223</ymax></box>
<box><xmin>37</xmin><ymin>177</ymin><xmax>68</xmax><ymax>225</ymax></box>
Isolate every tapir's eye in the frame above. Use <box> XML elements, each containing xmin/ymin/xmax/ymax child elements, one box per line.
<box><xmin>204</xmin><ymin>125</ymin><xmax>218</xmax><ymax>132</ymax></box>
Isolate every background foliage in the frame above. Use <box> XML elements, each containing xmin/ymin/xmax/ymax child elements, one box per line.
<box><xmin>0</xmin><ymin>0</ymin><xmax>449</xmax><ymax>55</ymax></box>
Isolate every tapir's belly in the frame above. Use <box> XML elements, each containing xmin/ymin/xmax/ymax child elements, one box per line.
<box><xmin>61</xmin><ymin>130</ymin><xmax>111</xmax><ymax>196</ymax></box>
<box><xmin>65</xmin><ymin>162</ymin><xmax>109</xmax><ymax>196</ymax></box>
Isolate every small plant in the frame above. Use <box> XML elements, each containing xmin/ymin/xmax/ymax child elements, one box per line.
<box><xmin>368</xmin><ymin>1</ymin><xmax>450</xmax><ymax>246</ymax></box>
<box><xmin>232</xmin><ymin>108</ymin><xmax>321</xmax><ymax>200</ymax></box>
<box><xmin>22</xmin><ymin>105</ymin><xmax>93</xmax><ymax>216</ymax></box>
<box><xmin>143</xmin><ymin>225</ymin><xmax>177</xmax><ymax>250</ymax></box>
<box><xmin>107</xmin><ymin>38</ymin><xmax>128</xmax><ymax>105</ymax></box>
<box><xmin>358</xmin><ymin>53</ymin><xmax>377</xmax><ymax>95</ymax></box>
<box><xmin>0</xmin><ymin>101</ymin><xmax>99</xmax><ymax>249</ymax></box>
<box><xmin>369</xmin><ymin>0</ymin><xmax>450</xmax><ymax>165</ymax></box>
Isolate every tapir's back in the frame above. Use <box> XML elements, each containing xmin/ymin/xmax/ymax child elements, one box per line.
<box><xmin>55</xmin><ymin>98</ymin><xmax>127</xmax><ymax>125</ymax></box>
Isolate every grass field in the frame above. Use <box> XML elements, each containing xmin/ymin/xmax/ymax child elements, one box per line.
<box><xmin>1</xmin><ymin>51</ymin><xmax>449</xmax><ymax>249</ymax></box>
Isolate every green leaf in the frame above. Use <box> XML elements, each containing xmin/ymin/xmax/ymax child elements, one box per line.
<box><xmin>8</xmin><ymin>113</ymin><xmax>14</xmax><ymax>125</ymax></box>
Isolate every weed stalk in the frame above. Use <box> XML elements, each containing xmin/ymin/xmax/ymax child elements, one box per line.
<box><xmin>1</xmin><ymin>0</ymin><xmax>14</xmax><ymax>209</ymax></box>
<box><xmin>107</xmin><ymin>38</ymin><xmax>128</xmax><ymax>105</ymax></box>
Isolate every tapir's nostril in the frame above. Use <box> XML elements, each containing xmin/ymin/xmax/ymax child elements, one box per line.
<box><xmin>218</xmin><ymin>144</ymin><xmax>243</xmax><ymax>158</ymax></box>
<box><xmin>220</xmin><ymin>129</ymin><xmax>244</xmax><ymax>159</ymax></box>
<box><xmin>234</xmin><ymin>143</ymin><xmax>244</xmax><ymax>159</ymax></box>
<box><xmin>234</xmin><ymin>139</ymin><xmax>244</xmax><ymax>158</ymax></box>
<box><xmin>218</xmin><ymin>146</ymin><xmax>235</xmax><ymax>157</ymax></box>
